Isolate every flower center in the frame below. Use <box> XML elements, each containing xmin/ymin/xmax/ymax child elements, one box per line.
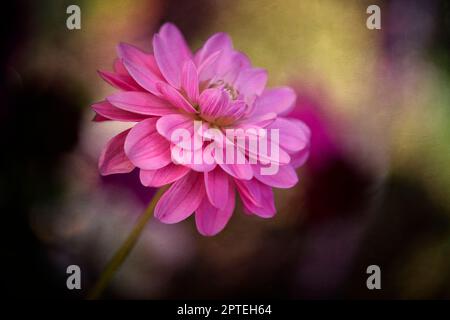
<box><xmin>209</xmin><ymin>80</ymin><xmax>239</xmax><ymax>100</ymax></box>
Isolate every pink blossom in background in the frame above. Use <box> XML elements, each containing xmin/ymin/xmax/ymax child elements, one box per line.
<box><xmin>289</xmin><ymin>90</ymin><xmax>341</xmax><ymax>171</ymax></box>
<box><xmin>92</xmin><ymin>23</ymin><xmax>310</xmax><ymax>236</ymax></box>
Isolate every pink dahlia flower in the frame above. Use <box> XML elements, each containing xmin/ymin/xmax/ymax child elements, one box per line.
<box><xmin>92</xmin><ymin>23</ymin><xmax>310</xmax><ymax>236</ymax></box>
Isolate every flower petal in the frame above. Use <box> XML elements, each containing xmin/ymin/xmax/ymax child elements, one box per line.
<box><xmin>181</xmin><ymin>60</ymin><xmax>199</xmax><ymax>103</ymax></box>
<box><xmin>107</xmin><ymin>91</ymin><xmax>175</xmax><ymax>116</ymax></box>
<box><xmin>169</xmin><ymin>144</ymin><xmax>217</xmax><ymax>172</ymax></box>
<box><xmin>220</xmin><ymin>51</ymin><xmax>251</xmax><ymax>84</ymax></box>
<box><xmin>122</xmin><ymin>60</ymin><xmax>162</xmax><ymax>96</ymax></box>
<box><xmin>234</xmin><ymin>68</ymin><xmax>268</xmax><ymax>97</ymax></box>
<box><xmin>235</xmin><ymin>179</ymin><xmax>276</xmax><ymax>218</ymax></box>
<box><xmin>253</xmin><ymin>164</ymin><xmax>298</xmax><ymax>188</ymax></box>
<box><xmin>204</xmin><ymin>167</ymin><xmax>229</xmax><ymax>209</ymax></box>
<box><xmin>98</xmin><ymin>70</ymin><xmax>141</xmax><ymax>91</ymax></box>
<box><xmin>99</xmin><ymin>129</ymin><xmax>134</xmax><ymax>175</ymax></box>
<box><xmin>196</xmin><ymin>50</ymin><xmax>221</xmax><ymax>81</ymax></box>
<box><xmin>198</xmin><ymin>88</ymin><xmax>227</xmax><ymax>118</ymax></box>
<box><xmin>253</xmin><ymin>87</ymin><xmax>297</xmax><ymax>116</ymax></box>
<box><xmin>219</xmin><ymin>162</ymin><xmax>253</xmax><ymax>180</ymax></box>
<box><xmin>156</xmin><ymin>114</ymin><xmax>202</xmax><ymax>150</ymax></box>
<box><xmin>156</xmin><ymin>82</ymin><xmax>197</xmax><ymax>113</ymax></box>
<box><xmin>124</xmin><ymin>118</ymin><xmax>172</xmax><ymax>170</ymax></box>
<box><xmin>235</xmin><ymin>112</ymin><xmax>277</xmax><ymax>129</ymax></box>
<box><xmin>92</xmin><ymin>101</ymin><xmax>148</xmax><ymax>122</ymax></box>
<box><xmin>219</xmin><ymin>100</ymin><xmax>246</xmax><ymax>123</ymax></box>
<box><xmin>153</xmin><ymin>23</ymin><xmax>192</xmax><ymax>88</ymax></box>
<box><xmin>290</xmin><ymin>148</ymin><xmax>310</xmax><ymax>168</ymax></box>
<box><xmin>195</xmin><ymin>181</ymin><xmax>235</xmax><ymax>236</ymax></box>
<box><xmin>117</xmin><ymin>43</ymin><xmax>162</xmax><ymax>76</ymax></box>
<box><xmin>194</xmin><ymin>32</ymin><xmax>233</xmax><ymax>81</ymax></box>
<box><xmin>139</xmin><ymin>163</ymin><xmax>190</xmax><ymax>187</ymax></box>
<box><xmin>268</xmin><ymin>117</ymin><xmax>310</xmax><ymax>152</ymax></box>
<box><xmin>92</xmin><ymin>113</ymin><xmax>110</xmax><ymax>122</ymax></box>
<box><xmin>234</xmin><ymin>178</ymin><xmax>262</xmax><ymax>206</ymax></box>
<box><xmin>154</xmin><ymin>171</ymin><xmax>204</xmax><ymax>224</ymax></box>
<box><xmin>195</xmin><ymin>32</ymin><xmax>232</xmax><ymax>66</ymax></box>
<box><xmin>187</xmin><ymin>163</ymin><xmax>217</xmax><ymax>172</ymax></box>
<box><xmin>118</xmin><ymin>43</ymin><xmax>163</xmax><ymax>95</ymax></box>
<box><xmin>211</xmin><ymin>132</ymin><xmax>253</xmax><ymax>180</ymax></box>
<box><xmin>113</xmin><ymin>59</ymin><xmax>129</xmax><ymax>75</ymax></box>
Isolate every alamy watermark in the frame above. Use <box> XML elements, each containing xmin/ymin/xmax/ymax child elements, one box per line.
<box><xmin>66</xmin><ymin>265</ymin><xmax>81</xmax><ymax>290</ymax></box>
<box><xmin>366</xmin><ymin>5</ymin><xmax>381</xmax><ymax>30</ymax></box>
<box><xmin>170</xmin><ymin>120</ymin><xmax>281</xmax><ymax>176</ymax></box>
<box><xmin>366</xmin><ymin>265</ymin><xmax>381</xmax><ymax>290</ymax></box>
<box><xmin>66</xmin><ymin>5</ymin><xmax>81</xmax><ymax>30</ymax></box>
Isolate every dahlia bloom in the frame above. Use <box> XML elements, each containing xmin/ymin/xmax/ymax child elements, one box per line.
<box><xmin>92</xmin><ymin>23</ymin><xmax>310</xmax><ymax>236</ymax></box>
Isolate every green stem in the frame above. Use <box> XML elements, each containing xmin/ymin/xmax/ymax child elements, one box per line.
<box><xmin>87</xmin><ymin>186</ymin><xmax>167</xmax><ymax>300</ymax></box>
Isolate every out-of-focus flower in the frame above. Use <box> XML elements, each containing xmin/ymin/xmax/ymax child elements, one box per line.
<box><xmin>92</xmin><ymin>23</ymin><xmax>310</xmax><ymax>236</ymax></box>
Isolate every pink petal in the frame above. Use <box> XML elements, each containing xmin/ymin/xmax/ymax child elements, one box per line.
<box><xmin>196</xmin><ymin>50</ymin><xmax>221</xmax><ymax>81</ymax></box>
<box><xmin>117</xmin><ymin>43</ymin><xmax>161</xmax><ymax>76</ymax></box>
<box><xmin>196</xmin><ymin>38</ymin><xmax>250</xmax><ymax>85</ymax></box>
<box><xmin>156</xmin><ymin>114</ymin><xmax>202</xmax><ymax>150</ymax></box>
<box><xmin>194</xmin><ymin>33</ymin><xmax>233</xmax><ymax>81</ymax></box>
<box><xmin>98</xmin><ymin>70</ymin><xmax>141</xmax><ymax>91</ymax></box>
<box><xmin>153</xmin><ymin>23</ymin><xmax>192</xmax><ymax>88</ymax></box>
<box><xmin>211</xmin><ymin>132</ymin><xmax>253</xmax><ymax>180</ymax></box>
<box><xmin>170</xmin><ymin>144</ymin><xmax>217</xmax><ymax>172</ymax></box>
<box><xmin>181</xmin><ymin>60</ymin><xmax>199</xmax><ymax>103</ymax></box>
<box><xmin>186</xmin><ymin>163</ymin><xmax>217</xmax><ymax>173</ymax></box>
<box><xmin>232</xmin><ymin>52</ymin><xmax>251</xmax><ymax>70</ymax></box>
<box><xmin>235</xmin><ymin>112</ymin><xmax>277</xmax><ymax>129</ymax></box>
<box><xmin>92</xmin><ymin>101</ymin><xmax>148</xmax><ymax>122</ymax></box>
<box><xmin>234</xmin><ymin>178</ymin><xmax>262</xmax><ymax>206</ymax></box>
<box><xmin>216</xmin><ymin>100</ymin><xmax>246</xmax><ymax>123</ymax></box>
<box><xmin>219</xmin><ymin>162</ymin><xmax>253</xmax><ymax>180</ymax></box>
<box><xmin>99</xmin><ymin>129</ymin><xmax>135</xmax><ymax>175</ymax></box>
<box><xmin>156</xmin><ymin>82</ymin><xmax>197</xmax><ymax>113</ymax></box>
<box><xmin>118</xmin><ymin>43</ymin><xmax>163</xmax><ymax>96</ymax></box>
<box><xmin>154</xmin><ymin>171</ymin><xmax>204</xmax><ymax>224</ymax></box>
<box><xmin>200</xmin><ymin>93</ymin><xmax>244</xmax><ymax>127</ymax></box>
<box><xmin>139</xmin><ymin>163</ymin><xmax>190</xmax><ymax>187</ymax></box>
<box><xmin>253</xmin><ymin>87</ymin><xmax>297</xmax><ymax>116</ymax></box>
<box><xmin>204</xmin><ymin>167</ymin><xmax>229</xmax><ymax>209</ymax></box>
<box><xmin>195</xmin><ymin>32</ymin><xmax>232</xmax><ymax>66</ymax></box>
<box><xmin>198</xmin><ymin>88</ymin><xmax>227</xmax><ymax>118</ymax></box>
<box><xmin>268</xmin><ymin>117</ymin><xmax>310</xmax><ymax>152</ymax></box>
<box><xmin>171</xmin><ymin>144</ymin><xmax>217</xmax><ymax>172</ymax></box>
<box><xmin>93</xmin><ymin>113</ymin><xmax>110</xmax><ymax>122</ymax></box>
<box><xmin>220</xmin><ymin>51</ymin><xmax>252</xmax><ymax>84</ymax></box>
<box><xmin>113</xmin><ymin>59</ymin><xmax>128</xmax><ymax>75</ymax></box>
<box><xmin>186</xmin><ymin>146</ymin><xmax>218</xmax><ymax>172</ymax></box>
<box><xmin>195</xmin><ymin>181</ymin><xmax>235</xmax><ymax>236</ymax></box>
<box><xmin>107</xmin><ymin>91</ymin><xmax>175</xmax><ymax>116</ymax></box>
<box><xmin>122</xmin><ymin>60</ymin><xmax>162</xmax><ymax>96</ymax></box>
<box><xmin>235</xmin><ymin>179</ymin><xmax>276</xmax><ymax>218</ymax></box>
<box><xmin>187</xmin><ymin>162</ymin><xmax>217</xmax><ymax>172</ymax></box>
<box><xmin>253</xmin><ymin>164</ymin><xmax>298</xmax><ymax>188</ymax></box>
<box><xmin>124</xmin><ymin>118</ymin><xmax>172</xmax><ymax>170</ymax></box>
<box><xmin>234</xmin><ymin>68</ymin><xmax>268</xmax><ymax>97</ymax></box>
<box><xmin>290</xmin><ymin>148</ymin><xmax>310</xmax><ymax>168</ymax></box>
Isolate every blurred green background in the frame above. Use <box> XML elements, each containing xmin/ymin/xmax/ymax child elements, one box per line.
<box><xmin>1</xmin><ymin>0</ymin><xmax>450</xmax><ymax>299</ymax></box>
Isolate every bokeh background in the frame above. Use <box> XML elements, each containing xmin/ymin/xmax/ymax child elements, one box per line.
<box><xmin>2</xmin><ymin>0</ymin><xmax>450</xmax><ymax>299</ymax></box>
